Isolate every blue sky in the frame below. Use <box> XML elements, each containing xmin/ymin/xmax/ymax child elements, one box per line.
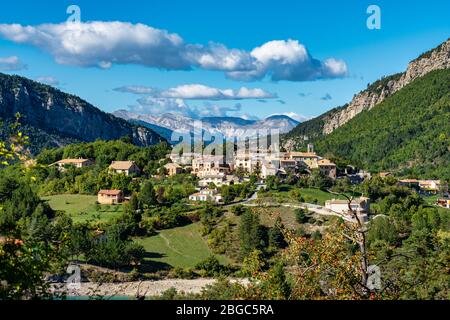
<box><xmin>0</xmin><ymin>0</ymin><xmax>449</xmax><ymax>121</ymax></box>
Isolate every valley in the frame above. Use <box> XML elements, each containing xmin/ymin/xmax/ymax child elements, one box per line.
<box><xmin>1</xmin><ymin>28</ymin><xmax>449</xmax><ymax>302</ymax></box>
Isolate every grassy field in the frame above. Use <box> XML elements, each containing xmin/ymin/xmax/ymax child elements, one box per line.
<box><xmin>42</xmin><ymin>194</ymin><xmax>124</xmax><ymax>224</ymax></box>
<box><xmin>298</xmin><ymin>188</ymin><xmax>348</xmax><ymax>205</ymax></box>
<box><xmin>135</xmin><ymin>223</ymin><xmax>229</xmax><ymax>271</ymax></box>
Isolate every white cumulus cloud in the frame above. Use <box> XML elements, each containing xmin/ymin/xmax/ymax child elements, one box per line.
<box><xmin>270</xmin><ymin>112</ymin><xmax>312</xmax><ymax>122</ymax></box>
<box><xmin>161</xmin><ymin>84</ymin><xmax>276</xmax><ymax>100</ymax></box>
<box><xmin>115</xmin><ymin>84</ymin><xmax>276</xmax><ymax>100</ymax></box>
<box><xmin>0</xmin><ymin>22</ymin><xmax>189</xmax><ymax>69</ymax></box>
<box><xmin>114</xmin><ymin>86</ymin><xmax>157</xmax><ymax>94</ymax></box>
<box><xmin>227</xmin><ymin>39</ymin><xmax>348</xmax><ymax>81</ymax></box>
<box><xmin>0</xmin><ymin>56</ymin><xmax>26</xmax><ymax>71</ymax></box>
<box><xmin>0</xmin><ymin>22</ymin><xmax>348</xmax><ymax>82</ymax></box>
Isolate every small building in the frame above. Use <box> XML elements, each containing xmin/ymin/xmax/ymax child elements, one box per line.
<box><xmin>418</xmin><ymin>180</ymin><xmax>442</xmax><ymax>194</ymax></box>
<box><xmin>261</xmin><ymin>162</ymin><xmax>278</xmax><ymax>179</ymax></box>
<box><xmin>286</xmin><ymin>152</ymin><xmax>319</xmax><ymax>162</ymax></box>
<box><xmin>98</xmin><ymin>189</ymin><xmax>124</xmax><ymax>205</ymax></box>
<box><xmin>164</xmin><ymin>163</ymin><xmax>183</xmax><ymax>176</ymax></box>
<box><xmin>199</xmin><ymin>175</ymin><xmax>227</xmax><ymax>188</ymax></box>
<box><xmin>170</xmin><ymin>152</ymin><xmax>200</xmax><ymax>166</ymax></box>
<box><xmin>235</xmin><ymin>156</ymin><xmax>256</xmax><ymax>174</ymax></box>
<box><xmin>51</xmin><ymin>158</ymin><xmax>94</xmax><ymax>170</ymax></box>
<box><xmin>399</xmin><ymin>179</ymin><xmax>420</xmax><ymax>190</ymax></box>
<box><xmin>325</xmin><ymin>197</ymin><xmax>370</xmax><ymax>221</ymax></box>
<box><xmin>280</xmin><ymin>159</ymin><xmax>297</xmax><ymax>171</ymax></box>
<box><xmin>109</xmin><ymin>161</ymin><xmax>141</xmax><ymax>176</ymax></box>
<box><xmin>318</xmin><ymin>159</ymin><xmax>337</xmax><ymax>180</ymax></box>
<box><xmin>192</xmin><ymin>156</ymin><xmax>230</xmax><ymax>177</ymax></box>
<box><xmin>198</xmin><ymin>174</ymin><xmax>240</xmax><ymax>188</ymax></box>
<box><xmin>189</xmin><ymin>189</ymin><xmax>223</xmax><ymax>203</ymax></box>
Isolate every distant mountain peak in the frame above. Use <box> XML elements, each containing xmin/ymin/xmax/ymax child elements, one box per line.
<box><xmin>113</xmin><ymin>111</ymin><xmax>300</xmax><ymax>142</ymax></box>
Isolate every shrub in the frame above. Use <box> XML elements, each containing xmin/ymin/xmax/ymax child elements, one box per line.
<box><xmin>195</xmin><ymin>256</ymin><xmax>230</xmax><ymax>277</ymax></box>
<box><xmin>295</xmin><ymin>208</ymin><xmax>310</xmax><ymax>224</ymax></box>
<box><xmin>231</xmin><ymin>205</ymin><xmax>247</xmax><ymax>216</ymax></box>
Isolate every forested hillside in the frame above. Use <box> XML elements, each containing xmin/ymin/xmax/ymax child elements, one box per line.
<box><xmin>284</xmin><ymin>38</ymin><xmax>450</xmax><ymax>151</ymax></box>
<box><xmin>314</xmin><ymin>69</ymin><xmax>450</xmax><ymax>179</ymax></box>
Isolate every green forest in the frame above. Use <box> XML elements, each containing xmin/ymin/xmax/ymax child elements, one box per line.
<box><xmin>313</xmin><ymin>69</ymin><xmax>450</xmax><ymax>179</ymax></box>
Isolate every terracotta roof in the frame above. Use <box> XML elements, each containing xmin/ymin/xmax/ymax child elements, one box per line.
<box><xmin>56</xmin><ymin>158</ymin><xmax>91</xmax><ymax>164</ymax></box>
<box><xmin>318</xmin><ymin>159</ymin><xmax>336</xmax><ymax>166</ymax></box>
<box><xmin>164</xmin><ymin>163</ymin><xmax>181</xmax><ymax>169</ymax></box>
<box><xmin>419</xmin><ymin>180</ymin><xmax>440</xmax><ymax>185</ymax></box>
<box><xmin>200</xmin><ymin>175</ymin><xmax>225</xmax><ymax>180</ymax></box>
<box><xmin>98</xmin><ymin>189</ymin><xmax>123</xmax><ymax>196</ymax></box>
<box><xmin>326</xmin><ymin>198</ymin><xmax>368</xmax><ymax>205</ymax></box>
<box><xmin>288</xmin><ymin>152</ymin><xmax>318</xmax><ymax>158</ymax></box>
<box><xmin>193</xmin><ymin>156</ymin><xmax>224</xmax><ymax>163</ymax></box>
<box><xmin>109</xmin><ymin>161</ymin><xmax>137</xmax><ymax>170</ymax></box>
<box><xmin>399</xmin><ymin>179</ymin><xmax>420</xmax><ymax>183</ymax></box>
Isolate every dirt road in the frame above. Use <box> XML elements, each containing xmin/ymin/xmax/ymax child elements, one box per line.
<box><xmin>54</xmin><ymin>278</ymin><xmax>248</xmax><ymax>299</ymax></box>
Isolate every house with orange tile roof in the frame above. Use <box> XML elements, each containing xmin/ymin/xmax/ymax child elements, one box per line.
<box><xmin>97</xmin><ymin>189</ymin><xmax>124</xmax><ymax>205</ymax></box>
<box><xmin>51</xmin><ymin>158</ymin><xmax>94</xmax><ymax>170</ymax></box>
<box><xmin>318</xmin><ymin>159</ymin><xmax>337</xmax><ymax>180</ymax></box>
<box><xmin>109</xmin><ymin>161</ymin><xmax>141</xmax><ymax>176</ymax></box>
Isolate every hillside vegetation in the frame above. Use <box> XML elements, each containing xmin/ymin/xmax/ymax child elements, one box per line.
<box><xmin>314</xmin><ymin>69</ymin><xmax>450</xmax><ymax>179</ymax></box>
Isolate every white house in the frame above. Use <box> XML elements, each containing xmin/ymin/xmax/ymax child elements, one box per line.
<box><xmin>235</xmin><ymin>155</ymin><xmax>257</xmax><ymax>174</ymax></box>
<box><xmin>418</xmin><ymin>180</ymin><xmax>442</xmax><ymax>194</ymax></box>
<box><xmin>261</xmin><ymin>162</ymin><xmax>278</xmax><ymax>179</ymax></box>
<box><xmin>189</xmin><ymin>189</ymin><xmax>223</xmax><ymax>203</ymax></box>
<box><xmin>192</xmin><ymin>156</ymin><xmax>230</xmax><ymax>177</ymax></box>
<box><xmin>198</xmin><ymin>175</ymin><xmax>240</xmax><ymax>188</ymax></box>
<box><xmin>51</xmin><ymin>158</ymin><xmax>94</xmax><ymax>170</ymax></box>
<box><xmin>325</xmin><ymin>197</ymin><xmax>370</xmax><ymax>221</ymax></box>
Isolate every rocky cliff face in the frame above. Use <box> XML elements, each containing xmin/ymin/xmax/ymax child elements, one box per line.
<box><xmin>322</xmin><ymin>38</ymin><xmax>450</xmax><ymax>134</ymax></box>
<box><xmin>0</xmin><ymin>73</ymin><xmax>165</xmax><ymax>151</ymax></box>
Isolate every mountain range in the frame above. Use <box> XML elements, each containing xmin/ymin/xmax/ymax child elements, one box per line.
<box><xmin>0</xmin><ymin>73</ymin><xmax>165</xmax><ymax>153</ymax></box>
<box><xmin>113</xmin><ymin>110</ymin><xmax>299</xmax><ymax>142</ymax></box>
<box><xmin>1</xmin><ymin>36</ymin><xmax>448</xmax><ymax>178</ymax></box>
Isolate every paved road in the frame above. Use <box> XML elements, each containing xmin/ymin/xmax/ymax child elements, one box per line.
<box><xmin>240</xmin><ymin>200</ymin><xmax>356</xmax><ymax>222</ymax></box>
<box><xmin>222</xmin><ymin>184</ymin><xmax>266</xmax><ymax>207</ymax></box>
<box><xmin>216</xmin><ymin>185</ymin><xmax>365</xmax><ymax>223</ymax></box>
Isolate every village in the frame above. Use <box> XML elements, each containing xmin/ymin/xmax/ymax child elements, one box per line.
<box><xmin>49</xmin><ymin>143</ymin><xmax>450</xmax><ymax>224</ymax></box>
